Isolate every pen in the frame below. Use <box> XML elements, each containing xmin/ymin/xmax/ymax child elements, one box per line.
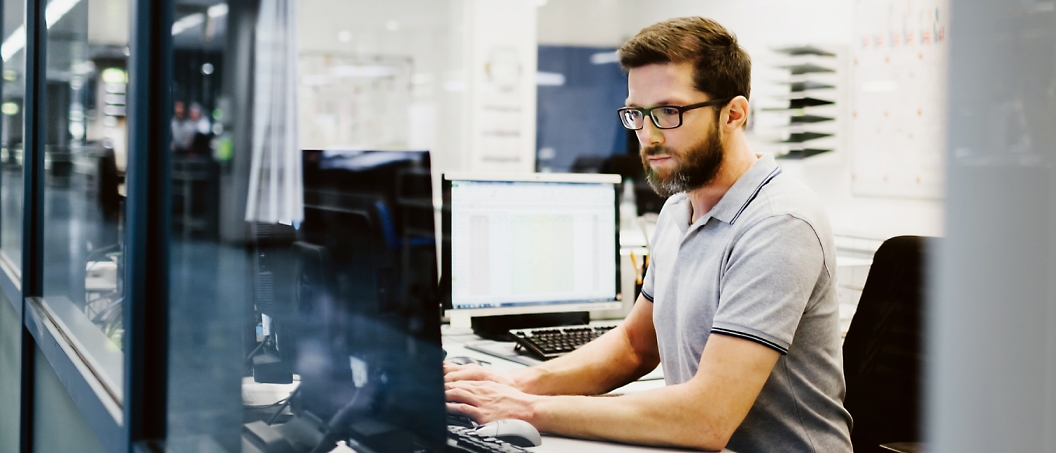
<box><xmin>630</xmin><ymin>252</ymin><xmax>642</xmax><ymax>285</ymax></box>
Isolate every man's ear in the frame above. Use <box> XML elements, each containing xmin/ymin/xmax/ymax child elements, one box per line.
<box><xmin>724</xmin><ymin>95</ymin><xmax>749</xmax><ymax>130</ymax></box>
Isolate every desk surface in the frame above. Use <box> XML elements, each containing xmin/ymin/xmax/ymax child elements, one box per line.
<box><xmin>442</xmin><ymin>329</ymin><xmax>732</xmax><ymax>453</ymax></box>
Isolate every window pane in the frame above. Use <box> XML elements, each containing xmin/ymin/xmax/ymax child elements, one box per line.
<box><xmin>1</xmin><ymin>0</ymin><xmax>24</xmax><ymax>268</ymax></box>
<box><xmin>166</xmin><ymin>1</ymin><xmax>455</xmax><ymax>451</ymax></box>
<box><xmin>42</xmin><ymin>0</ymin><xmax>129</xmax><ymax>397</ymax></box>
<box><xmin>165</xmin><ymin>1</ymin><xmax>244</xmax><ymax>449</ymax></box>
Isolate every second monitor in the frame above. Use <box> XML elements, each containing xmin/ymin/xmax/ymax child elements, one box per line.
<box><xmin>442</xmin><ymin>173</ymin><xmax>622</xmax><ymax>335</ymax></box>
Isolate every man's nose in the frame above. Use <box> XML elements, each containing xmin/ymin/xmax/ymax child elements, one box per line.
<box><xmin>636</xmin><ymin>118</ymin><xmax>664</xmax><ymax>148</ymax></box>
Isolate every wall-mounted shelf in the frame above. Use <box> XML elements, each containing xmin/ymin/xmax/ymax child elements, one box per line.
<box><xmin>780</xmin><ymin>62</ymin><xmax>836</xmax><ymax>75</ymax></box>
<box><xmin>777</xmin><ymin>148</ymin><xmax>832</xmax><ymax>159</ymax></box>
<box><xmin>790</xmin><ymin>114</ymin><xmax>835</xmax><ymax>124</ymax></box>
<box><xmin>773</xmin><ymin>45</ymin><xmax>836</xmax><ymax>57</ymax></box>
<box><xmin>760</xmin><ymin>45</ymin><xmax>843</xmax><ymax>160</ymax></box>
<box><xmin>787</xmin><ymin>80</ymin><xmax>835</xmax><ymax>91</ymax></box>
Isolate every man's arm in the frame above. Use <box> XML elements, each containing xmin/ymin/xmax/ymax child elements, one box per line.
<box><xmin>445</xmin><ymin>293</ymin><xmax>659</xmax><ymax>396</ymax></box>
<box><xmin>445</xmin><ymin>333</ymin><xmax>779</xmax><ymax>451</ymax></box>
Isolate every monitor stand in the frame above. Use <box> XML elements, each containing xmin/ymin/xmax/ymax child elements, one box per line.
<box><xmin>467</xmin><ymin>312</ymin><xmax>590</xmax><ymax>341</ymax></box>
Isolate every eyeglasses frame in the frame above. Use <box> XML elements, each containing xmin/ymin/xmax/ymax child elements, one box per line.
<box><xmin>617</xmin><ymin>97</ymin><xmax>735</xmax><ymax>130</ymax></box>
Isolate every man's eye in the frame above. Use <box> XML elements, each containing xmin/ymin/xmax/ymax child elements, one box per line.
<box><xmin>658</xmin><ymin>107</ymin><xmax>680</xmax><ymax>116</ymax></box>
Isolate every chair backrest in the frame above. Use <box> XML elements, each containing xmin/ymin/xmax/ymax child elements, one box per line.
<box><xmin>843</xmin><ymin>235</ymin><xmax>932</xmax><ymax>453</ymax></box>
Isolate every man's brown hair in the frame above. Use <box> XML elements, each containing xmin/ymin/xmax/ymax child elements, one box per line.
<box><xmin>618</xmin><ymin>17</ymin><xmax>751</xmax><ymax>104</ymax></box>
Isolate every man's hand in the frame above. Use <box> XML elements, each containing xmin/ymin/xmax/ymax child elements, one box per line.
<box><xmin>445</xmin><ymin>380</ymin><xmax>542</xmax><ymax>424</ymax></box>
<box><xmin>443</xmin><ymin>362</ymin><xmax>523</xmax><ymax>389</ymax></box>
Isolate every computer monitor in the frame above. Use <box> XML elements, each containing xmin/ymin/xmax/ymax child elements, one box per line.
<box><xmin>441</xmin><ymin>173</ymin><xmax>623</xmax><ymax>330</ymax></box>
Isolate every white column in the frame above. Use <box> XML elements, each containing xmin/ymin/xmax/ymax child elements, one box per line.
<box><xmin>460</xmin><ymin>0</ymin><xmax>538</xmax><ymax>174</ymax></box>
<box><xmin>930</xmin><ymin>1</ymin><xmax>1056</xmax><ymax>452</ymax></box>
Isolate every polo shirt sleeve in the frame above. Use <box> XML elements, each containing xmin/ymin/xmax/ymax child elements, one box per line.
<box><xmin>641</xmin><ymin>258</ymin><xmax>655</xmax><ymax>302</ymax></box>
<box><xmin>711</xmin><ymin>214</ymin><xmax>826</xmax><ymax>355</ymax></box>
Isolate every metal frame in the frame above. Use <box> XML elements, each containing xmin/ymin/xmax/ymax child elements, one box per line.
<box><xmin>125</xmin><ymin>0</ymin><xmax>174</xmax><ymax>449</ymax></box>
<box><xmin>7</xmin><ymin>0</ymin><xmax>176</xmax><ymax>452</ymax></box>
<box><xmin>19</xmin><ymin>0</ymin><xmax>46</xmax><ymax>450</ymax></box>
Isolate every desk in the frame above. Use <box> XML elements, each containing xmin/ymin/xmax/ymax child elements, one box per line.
<box><xmin>442</xmin><ymin>329</ymin><xmax>733</xmax><ymax>453</ymax></box>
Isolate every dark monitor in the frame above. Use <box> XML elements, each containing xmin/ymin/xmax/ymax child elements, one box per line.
<box><xmin>256</xmin><ymin>150</ymin><xmax>444</xmax><ymax>453</ymax></box>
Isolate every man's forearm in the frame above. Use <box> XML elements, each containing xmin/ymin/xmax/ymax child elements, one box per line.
<box><xmin>524</xmin><ymin>383</ymin><xmax>725</xmax><ymax>451</ymax></box>
<box><xmin>513</xmin><ymin>325</ymin><xmax>659</xmax><ymax>396</ymax></box>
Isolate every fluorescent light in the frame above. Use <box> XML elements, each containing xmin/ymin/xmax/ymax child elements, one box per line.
<box><xmin>207</xmin><ymin>4</ymin><xmax>229</xmax><ymax>18</ymax></box>
<box><xmin>1</xmin><ymin>26</ymin><xmax>25</xmax><ymax>62</ymax></box>
<box><xmin>2</xmin><ymin>0</ymin><xmax>85</xmax><ymax>62</ymax></box>
<box><xmin>172</xmin><ymin>13</ymin><xmax>205</xmax><ymax>35</ymax></box>
<box><xmin>536</xmin><ymin>72</ymin><xmax>565</xmax><ymax>86</ymax></box>
<box><xmin>45</xmin><ymin>0</ymin><xmax>82</xmax><ymax>29</ymax></box>
<box><xmin>174</xmin><ymin>4</ymin><xmax>228</xmax><ymax>36</ymax></box>
<box><xmin>590</xmin><ymin>52</ymin><xmax>619</xmax><ymax>65</ymax></box>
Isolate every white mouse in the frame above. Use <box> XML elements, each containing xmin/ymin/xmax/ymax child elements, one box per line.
<box><xmin>474</xmin><ymin>419</ymin><xmax>543</xmax><ymax>447</ymax></box>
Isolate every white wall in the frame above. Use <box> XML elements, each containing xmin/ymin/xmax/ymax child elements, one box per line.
<box><xmin>461</xmin><ymin>0</ymin><xmax>538</xmax><ymax>174</ymax></box>
<box><xmin>292</xmin><ymin>0</ymin><xmax>946</xmax><ymax>240</ymax></box>
<box><xmin>296</xmin><ymin>0</ymin><xmax>538</xmax><ymax>176</ymax></box>
<box><xmin>296</xmin><ymin>0</ymin><xmax>466</xmax><ymax>174</ymax></box>
<box><xmin>537</xmin><ymin>0</ymin><xmax>627</xmax><ymax>47</ymax></box>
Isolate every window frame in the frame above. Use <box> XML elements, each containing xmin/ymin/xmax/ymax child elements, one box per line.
<box><xmin>7</xmin><ymin>0</ymin><xmax>175</xmax><ymax>452</ymax></box>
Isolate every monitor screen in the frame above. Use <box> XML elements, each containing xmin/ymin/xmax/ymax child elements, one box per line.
<box><xmin>443</xmin><ymin>174</ymin><xmax>621</xmax><ymax>314</ymax></box>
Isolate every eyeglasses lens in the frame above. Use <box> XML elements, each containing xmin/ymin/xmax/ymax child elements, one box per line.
<box><xmin>653</xmin><ymin>107</ymin><xmax>681</xmax><ymax>129</ymax></box>
<box><xmin>620</xmin><ymin>109</ymin><xmax>643</xmax><ymax>130</ymax></box>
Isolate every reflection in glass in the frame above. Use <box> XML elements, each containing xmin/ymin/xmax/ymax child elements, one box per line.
<box><xmin>165</xmin><ymin>2</ymin><xmax>462</xmax><ymax>451</ymax></box>
<box><xmin>41</xmin><ymin>0</ymin><xmax>129</xmax><ymax>392</ymax></box>
<box><xmin>166</xmin><ymin>2</ymin><xmax>245</xmax><ymax>450</ymax></box>
<box><xmin>1</xmin><ymin>0</ymin><xmax>25</xmax><ymax>268</ymax></box>
<box><xmin>242</xmin><ymin>151</ymin><xmax>444</xmax><ymax>452</ymax></box>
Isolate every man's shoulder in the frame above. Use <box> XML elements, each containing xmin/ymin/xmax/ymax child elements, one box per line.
<box><xmin>736</xmin><ymin>172</ymin><xmax>829</xmax><ymax>231</ymax></box>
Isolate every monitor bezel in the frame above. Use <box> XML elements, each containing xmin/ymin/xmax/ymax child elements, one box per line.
<box><xmin>441</xmin><ymin>172</ymin><xmax>623</xmax><ymax>328</ymax></box>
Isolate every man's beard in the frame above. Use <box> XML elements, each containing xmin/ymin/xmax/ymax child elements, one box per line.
<box><xmin>641</xmin><ymin>122</ymin><xmax>724</xmax><ymax>198</ymax></box>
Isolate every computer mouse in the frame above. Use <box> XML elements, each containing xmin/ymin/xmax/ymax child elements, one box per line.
<box><xmin>474</xmin><ymin>419</ymin><xmax>542</xmax><ymax>447</ymax></box>
<box><xmin>447</xmin><ymin>356</ymin><xmax>485</xmax><ymax>366</ymax></box>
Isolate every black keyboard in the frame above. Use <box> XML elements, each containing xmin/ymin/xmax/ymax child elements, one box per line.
<box><xmin>510</xmin><ymin>325</ymin><xmax>616</xmax><ymax>360</ymax></box>
<box><xmin>446</xmin><ymin>425</ymin><xmax>529</xmax><ymax>453</ymax></box>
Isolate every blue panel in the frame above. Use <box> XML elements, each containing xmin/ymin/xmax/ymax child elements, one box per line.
<box><xmin>0</xmin><ymin>291</ymin><xmax>19</xmax><ymax>453</ymax></box>
<box><xmin>24</xmin><ymin>298</ymin><xmax>124</xmax><ymax>453</ymax></box>
<box><xmin>536</xmin><ymin>45</ymin><xmax>629</xmax><ymax>172</ymax></box>
<box><xmin>33</xmin><ymin>344</ymin><xmax>108</xmax><ymax>453</ymax></box>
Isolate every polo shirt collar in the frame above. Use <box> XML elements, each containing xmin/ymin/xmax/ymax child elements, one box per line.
<box><xmin>689</xmin><ymin>153</ymin><xmax>781</xmax><ymax>228</ymax></box>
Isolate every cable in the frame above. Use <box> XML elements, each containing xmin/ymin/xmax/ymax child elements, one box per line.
<box><xmin>265</xmin><ymin>386</ymin><xmax>300</xmax><ymax>426</ymax></box>
<box><xmin>307</xmin><ymin>386</ymin><xmax>366</xmax><ymax>453</ymax></box>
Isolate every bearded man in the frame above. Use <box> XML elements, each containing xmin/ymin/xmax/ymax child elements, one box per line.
<box><xmin>444</xmin><ymin>17</ymin><xmax>853</xmax><ymax>452</ymax></box>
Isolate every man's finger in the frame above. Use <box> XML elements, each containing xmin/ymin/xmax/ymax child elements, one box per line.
<box><xmin>444</xmin><ymin>368</ymin><xmax>491</xmax><ymax>383</ymax></box>
<box><xmin>445</xmin><ymin>387</ymin><xmax>481</xmax><ymax>405</ymax></box>
<box><xmin>446</xmin><ymin>379</ymin><xmax>487</xmax><ymax>391</ymax></box>
<box><xmin>445</xmin><ymin>402</ymin><xmax>482</xmax><ymax>421</ymax></box>
<box><xmin>443</xmin><ymin>362</ymin><xmax>466</xmax><ymax>374</ymax></box>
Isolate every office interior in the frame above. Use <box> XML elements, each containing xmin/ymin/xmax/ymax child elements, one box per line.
<box><xmin>0</xmin><ymin>0</ymin><xmax>1051</xmax><ymax>452</ymax></box>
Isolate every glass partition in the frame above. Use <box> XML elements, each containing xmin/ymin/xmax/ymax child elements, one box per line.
<box><xmin>164</xmin><ymin>2</ymin><xmax>242</xmax><ymax>449</ymax></box>
<box><xmin>1</xmin><ymin>0</ymin><xmax>24</xmax><ymax>270</ymax></box>
<box><xmin>41</xmin><ymin>0</ymin><xmax>130</xmax><ymax>400</ymax></box>
<box><xmin>165</xmin><ymin>1</ymin><xmax>459</xmax><ymax>451</ymax></box>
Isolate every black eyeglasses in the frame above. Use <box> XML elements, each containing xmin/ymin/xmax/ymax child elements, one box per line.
<box><xmin>617</xmin><ymin>97</ymin><xmax>733</xmax><ymax>130</ymax></box>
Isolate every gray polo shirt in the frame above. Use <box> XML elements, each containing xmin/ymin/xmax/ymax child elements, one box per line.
<box><xmin>641</xmin><ymin>154</ymin><xmax>852</xmax><ymax>452</ymax></box>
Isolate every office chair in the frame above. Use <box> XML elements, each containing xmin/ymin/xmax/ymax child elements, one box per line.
<box><xmin>842</xmin><ymin>235</ymin><xmax>932</xmax><ymax>453</ymax></box>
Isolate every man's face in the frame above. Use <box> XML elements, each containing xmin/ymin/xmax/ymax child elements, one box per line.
<box><xmin>626</xmin><ymin>62</ymin><xmax>725</xmax><ymax>197</ymax></box>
